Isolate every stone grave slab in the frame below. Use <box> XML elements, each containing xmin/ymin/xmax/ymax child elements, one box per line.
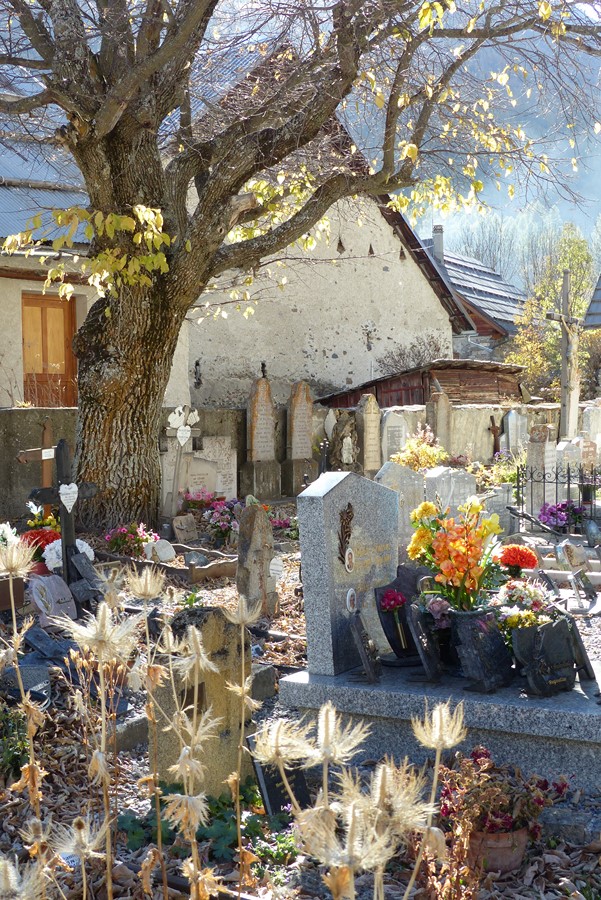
<box><xmin>237</xmin><ymin>505</ymin><xmax>278</xmax><ymax>617</ymax></box>
<box><xmin>282</xmin><ymin>381</ymin><xmax>318</xmax><ymax>495</ymax></box>
<box><xmin>374</xmin><ymin>462</ymin><xmax>424</xmax><ymax>560</ymax></box>
<box><xmin>356</xmin><ymin>394</ymin><xmax>382</xmax><ymax>478</ymax></box>
<box><xmin>71</xmin><ymin>553</ymin><xmax>104</xmax><ymax>590</ymax></box>
<box><xmin>172</xmin><ymin>513</ymin><xmax>199</xmax><ymax>544</ymax></box>
<box><xmin>298</xmin><ymin>471</ymin><xmax>398</xmax><ymax>675</ymax></box>
<box><xmin>28</xmin><ymin>575</ymin><xmax>77</xmax><ymax>627</ymax></box>
<box><xmin>196</xmin><ymin>436</ymin><xmax>237</xmax><ymax>499</ymax></box>
<box><xmin>187</xmin><ymin>457</ymin><xmax>218</xmax><ymax>494</ymax></box>
<box><xmin>240</xmin><ymin>377</ymin><xmax>281</xmax><ymax>498</ymax></box>
<box><xmin>504</xmin><ymin>409</ymin><xmax>528</xmax><ymax>452</ymax></box>
<box><xmin>526</xmin><ymin>437</ymin><xmax>560</xmax><ymax>517</ymax></box>
<box><xmin>381</xmin><ymin>409</ymin><xmax>410</xmax><ymax>462</ymax></box>
<box><xmin>424</xmin><ymin>467</ymin><xmax>477</xmax><ymax>517</ymax></box>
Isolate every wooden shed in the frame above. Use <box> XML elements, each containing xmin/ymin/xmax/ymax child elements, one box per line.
<box><xmin>319</xmin><ymin>359</ymin><xmax>525</xmax><ymax>408</ymax></box>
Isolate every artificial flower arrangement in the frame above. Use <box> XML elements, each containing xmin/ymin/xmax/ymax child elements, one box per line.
<box><xmin>105</xmin><ymin>522</ymin><xmax>159</xmax><ymax>558</ymax></box>
<box><xmin>0</xmin><ymin>522</ymin><xmax>18</xmax><ymax>547</ymax></box>
<box><xmin>21</xmin><ymin>528</ymin><xmax>62</xmax><ymax>561</ymax></box>
<box><xmin>182</xmin><ymin>487</ymin><xmax>216</xmax><ymax>510</ymax></box>
<box><xmin>43</xmin><ymin>538</ymin><xmax>95</xmax><ymax>573</ymax></box>
<box><xmin>202</xmin><ymin>498</ymin><xmax>244</xmax><ymax>545</ymax></box>
<box><xmin>488</xmin><ymin>579</ymin><xmax>558</xmax><ymax>645</ymax></box>
<box><xmin>439</xmin><ymin>745</ymin><xmax>568</xmax><ymax>840</ymax></box>
<box><xmin>25</xmin><ymin>500</ymin><xmax>61</xmax><ymax>532</ymax></box>
<box><xmin>539</xmin><ymin>500</ymin><xmax>585</xmax><ymax>530</ymax></box>
<box><xmin>407</xmin><ymin>497</ymin><xmax>503</xmax><ymax>611</ymax></box>
<box><xmin>498</xmin><ymin>544</ymin><xmax>539</xmax><ymax>578</ymax></box>
<box><xmin>380</xmin><ymin>588</ymin><xmax>409</xmax><ymax>649</ymax></box>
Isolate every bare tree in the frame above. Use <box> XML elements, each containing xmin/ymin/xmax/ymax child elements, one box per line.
<box><xmin>1</xmin><ymin>0</ymin><xmax>601</xmax><ymax>525</ymax></box>
<box><xmin>377</xmin><ymin>334</ymin><xmax>448</xmax><ymax>375</ymax></box>
<box><xmin>446</xmin><ymin>213</ymin><xmax>519</xmax><ymax>283</ymax></box>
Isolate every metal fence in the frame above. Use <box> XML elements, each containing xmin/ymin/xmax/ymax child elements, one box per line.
<box><xmin>515</xmin><ymin>464</ymin><xmax>601</xmax><ymax>529</ymax></box>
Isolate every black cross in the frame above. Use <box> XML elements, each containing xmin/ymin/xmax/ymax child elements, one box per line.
<box><xmin>29</xmin><ymin>439</ymin><xmax>98</xmax><ymax>586</ymax></box>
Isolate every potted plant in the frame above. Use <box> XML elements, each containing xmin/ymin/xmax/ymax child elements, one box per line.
<box><xmin>439</xmin><ymin>746</ymin><xmax>568</xmax><ymax>873</ymax></box>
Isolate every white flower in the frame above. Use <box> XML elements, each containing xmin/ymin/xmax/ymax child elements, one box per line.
<box><xmin>0</xmin><ymin>522</ymin><xmax>18</xmax><ymax>547</ymax></box>
<box><xmin>43</xmin><ymin>539</ymin><xmax>95</xmax><ymax>572</ymax></box>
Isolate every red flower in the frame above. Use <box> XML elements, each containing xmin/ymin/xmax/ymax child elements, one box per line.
<box><xmin>380</xmin><ymin>589</ymin><xmax>407</xmax><ymax>611</ymax></box>
<box><xmin>499</xmin><ymin>545</ymin><xmax>538</xmax><ymax>571</ymax></box>
<box><xmin>21</xmin><ymin>528</ymin><xmax>62</xmax><ymax>561</ymax></box>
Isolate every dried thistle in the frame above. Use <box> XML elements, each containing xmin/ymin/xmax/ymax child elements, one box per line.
<box><xmin>168</xmin><ymin>746</ymin><xmax>207</xmax><ymax>784</ymax></box>
<box><xmin>171</xmin><ymin>626</ymin><xmax>218</xmax><ymax>685</ymax></box>
<box><xmin>369</xmin><ymin>758</ymin><xmax>434</xmax><ymax>838</ymax></box>
<box><xmin>140</xmin><ymin>847</ymin><xmax>161</xmax><ymax>896</ymax></box>
<box><xmin>321</xmin><ymin>866</ymin><xmax>352</xmax><ymax>900</ymax></box>
<box><xmin>306</xmin><ymin>702</ymin><xmax>370</xmax><ymax>768</ymax></box>
<box><xmin>223</xmin><ymin>595</ymin><xmax>261</xmax><ymax>626</ymax></box>
<box><xmin>88</xmin><ymin>749</ymin><xmax>110</xmax><ymax>786</ymax></box>
<box><xmin>252</xmin><ymin>718</ymin><xmax>312</xmax><ymax>768</ymax></box>
<box><xmin>163</xmin><ymin>793</ymin><xmax>209</xmax><ymax>832</ymax></box>
<box><xmin>53</xmin><ymin>602</ymin><xmax>143</xmax><ymax>663</ymax></box>
<box><xmin>0</xmin><ymin>540</ymin><xmax>36</xmax><ymax>577</ymax></box>
<box><xmin>0</xmin><ymin>855</ymin><xmax>44</xmax><ymax>899</ymax></box>
<box><xmin>226</xmin><ymin>676</ymin><xmax>261</xmax><ymax>713</ymax></box>
<box><xmin>181</xmin><ymin>860</ymin><xmax>221</xmax><ymax>900</ymax></box>
<box><xmin>11</xmin><ymin>763</ymin><xmax>47</xmax><ymax>803</ymax></box>
<box><xmin>412</xmin><ymin>701</ymin><xmax>466</xmax><ymax>751</ymax></box>
<box><xmin>298</xmin><ymin>801</ymin><xmax>392</xmax><ymax>874</ymax></box>
<box><xmin>50</xmin><ymin>816</ymin><xmax>106</xmax><ymax>862</ymax></box>
<box><xmin>126</xmin><ymin>566</ymin><xmax>166</xmax><ymax>602</ymax></box>
<box><xmin>20</xmin><ymin>818</ymin><xmax>52</xmax><ymax>860</ymax></box>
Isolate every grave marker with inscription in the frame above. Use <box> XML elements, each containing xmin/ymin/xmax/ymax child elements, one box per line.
<box><xmin>196</xmin><ymin>436</ymin><xmax>237</xmax><ymax>498</ymax></box>
<box><xmin>298</xmin><ymin>472</ymin><xmax>398</xmax><ymax>675</ymax></box>
<box><xmin>356</xmin><ymin>394</ymin><xmax>382</xmax><ymax>478</ymax></box>
<box><xmin>282</xmin><ymin>382</ymin><xmax>318</xmax><ymax>495</ymax></box>
<box><xmin>240</xmin><ymin>377</ymin><xmax>281</xmax><ymax>499</ymax></box>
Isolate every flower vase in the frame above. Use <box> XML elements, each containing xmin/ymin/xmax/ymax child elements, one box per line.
<box><xmin>450</xmin><ymin>607</ymin><xmax>514</xmax><ymax>691</ymax></box>
<box><xmin>467</xmin><ymin>827</ymin><xmax>528</xmax><ymax>873</ymax></box>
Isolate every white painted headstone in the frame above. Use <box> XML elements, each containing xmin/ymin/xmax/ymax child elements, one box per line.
<box><xmin>504</xmin><ymin>409</ymin><xmax>529</xmax><ymax>452</ymax></box>
<box><xmin>380</xmin><ymin>410</ymin><xmax>409</xmax><ymax>461</ymax></box>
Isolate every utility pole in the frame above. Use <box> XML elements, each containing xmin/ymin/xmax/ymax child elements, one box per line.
<box><xmin>546</xmin><ymin>270</ymin><xmax>582</xmax><ymax>439</ymax></box>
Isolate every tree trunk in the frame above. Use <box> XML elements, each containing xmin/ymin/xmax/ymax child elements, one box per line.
<box><xmin>73</xmin><ymin>283</ymin><xmax>185</xmax><ymax>530</ymax></box>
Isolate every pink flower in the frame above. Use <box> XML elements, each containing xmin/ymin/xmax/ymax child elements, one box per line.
<box><xmin>381</xmin><ymin>589</ymin><xmax>407</xmax><ymax>611</ymax></box>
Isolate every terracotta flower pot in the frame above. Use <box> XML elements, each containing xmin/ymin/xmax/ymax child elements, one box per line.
<box><xmin>467</xmin><ymin>826</ymin><xmax>528</xmax><ymax>873</ymax></box>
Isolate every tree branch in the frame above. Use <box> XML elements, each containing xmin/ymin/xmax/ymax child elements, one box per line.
<box><xmin>0</xmin><ymin>89</ymin><xmax>54</xmax><ymax>114</ymax></box>
<box><xmin>0</xmin><ymin>54</ymin><xmax>50</xmax><ymax>70</ymax></box>
<box><xmin>92</xmin><ymin>0</ymin><xmax>219</xmax><ymax>138</ymax></box>
<box><xmin>7</xmin><ymin>0</ymin><xmax>55</xmax><ymax>61</ymax></box>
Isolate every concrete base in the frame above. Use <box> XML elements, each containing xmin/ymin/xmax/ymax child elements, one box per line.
<box><xmin>240</xmin><ymin>460</ymin><xmax>281</xmax><ymax>500</ymax></box>
<box><xmin>281</xmin><ymin>458</ymin><xmax>318</xmax><ymax>496</ymax></box>
<box><xmin>279</xmin><ymin>663</ymin><xmax>601</xmax><ymax>791</ymax></box>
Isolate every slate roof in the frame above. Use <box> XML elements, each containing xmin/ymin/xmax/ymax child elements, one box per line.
<box><xmin>422</xmin><ymin>238</ymin><xmax>525</xmax><ymax>335</ymax></box>
<box><xmin>584</xmin><ymin>274</ymin><xmax>601</xmax><ymax>330</ymax></box>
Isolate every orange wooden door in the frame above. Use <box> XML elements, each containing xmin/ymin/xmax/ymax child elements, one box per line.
<box><xmin>22</xmin><ymin>293</ymin><xmax>77</xmax><ymax>407</ymax></box>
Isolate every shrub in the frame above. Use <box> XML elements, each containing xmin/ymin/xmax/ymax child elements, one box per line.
<box><xmin>105</xmin><ymin>522</ymin><xmax>159</xmax><ymax>558</ymax></box>
<box><xmin>390</xmin><ymin>423</ymin><xmax>448</xmax><ymax>471</ymax></box>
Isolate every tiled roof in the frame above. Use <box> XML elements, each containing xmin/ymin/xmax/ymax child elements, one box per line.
<box><xmin>584</xmin><ymin>274</ymin><xmax>601</xmax><ymax>330</ymax></box>
<box><xmin>422</xmin><ymin>239</ymin><xmax>525</xmax><ymax>335</ymax></box>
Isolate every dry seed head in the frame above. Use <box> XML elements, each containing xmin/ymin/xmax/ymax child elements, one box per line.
<box><xmin>252</xmin><ymin>718</ymin><xmax>312</xmax><ymax>767</ymax></box>
<box><xmin>297</xmin><ymin>801</ymin><xmax>392</xmax><ymax>873</ymax></box>
<box><xmin>50</xmin><ymin>816</ymin><xmax>106</xmax><ymax>862</ymax></box>
<box><xmin>370</xmin><ymin>758</ymin><xmax>433</xmax><ymax>838</ymax></box>
<box><xmin>0</xmin><ymin>856</ymin><xmax>44</xmax><ymax>900</ymax></box>
<box><xmin>126</xmin><ymin>566</ymin><xmax>165</xmax><ymax>602</ymax></box>
<box><xmin>11</xmin><ymin>763</ymin><xmax>47</xmax><ymax>803</ymax></box>
<box><xmin>306</xmin><ymin>701</ymin><xmax>370</xmax><ymax>768</ymax></box>
<box><xmin>168</xmin><ymin>746</ymin><xmax>207</xmax><ymax>784</ymax></box>
<box><xmin>225</xmin><ymin>676</ymin><xmax>262</xmax><ymax>712</ymax></box>
<box><xmin>0</xmin><ymin>540</ymin><xmax>36</xmax><ymax>578</ymax></box>
<box><xmin>88</xmin><ymin>750</ymin><xmax>110</xmax><ymax>786</ymax></box>
<box><xmin>412</xmin><ymin>700</ymin><xmax>466</xmax><ymax>751</ymax></box>
<box><xmin>176</xmin><ymin>706</ymin><xmax>221</xmax><ymax>752</ymax></box>
<box><xmin>180</xmin><ymin>861</ymin><xmax>221</xmax><ymax>900</ymax></box>
<box><xmin>172</xmin><ymin>625</ymin><xmax>218</xmax><ymax>684</ymax></box>
<box><xmin>223</xmin><ymin>595</ymin><xmax>261</xmax><ymax>626</ymax></box>
<box><xmin>321</xmin><ymin>866</ymin><xmax>352</xmax><ymax>900</ymax></box>
<box><xmin>163</xmin><ymin>792</ymin><xmax>209</xmax><ymax>832</ymax></box>
<box><xmin>53</xmin><ymin>602</ymin><xmax>143</xmax><ymax>662</ymax></box>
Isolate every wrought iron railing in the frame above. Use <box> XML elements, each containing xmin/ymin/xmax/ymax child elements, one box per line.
<box><xmin>515</xmin><ymin>464</ymin><xmax>600</xmax><ymax>530</ymax></box>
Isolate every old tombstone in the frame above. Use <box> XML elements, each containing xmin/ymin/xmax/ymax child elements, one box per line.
<box><xmin>239</xmin><ymin>377</ymin><xmax>281</xmax><ymax>499</ymax></box>
<box><xmin>556</xmin><ymin>439</ymin><xmax>582</xmax><ymax>472</ymax></box>
<box><xmin>172</xmin><ymin>513</ymin><xmax>199</xmax><ymax>544</ymax></box>
<box><xmin>329</xmin><ymin>410</ymin><xmax>359</xmax><ymax>472</ymax></box>
<box><xmin>580</xmin><ymin>439</ymin><xmax>597</xmax><ymax>471</ymax></box>
<box><xmin>525</xmin><ymin>434</ymin><xmax>559</xmax><ymax>517</ymax></box>
<box><xmin>374</xmin><ymin>462</ymin><xmax>424</xmax><ymax>561</ymax></box>
<box><xmin>582</xmin><ymin>406</ymin><xmax>601</xmax><ymax>462</ymax></box>
<box><xmin>504</xmin><ymin>409</ymin><xmax>529</xmax><ymax>453</ymax></box>
<box><xmin>186</xmin><ymin>457</ymin><xmax>218</xmax><ymax>494</ymax></box>
<box><xmin>150</xmin><ymin>539</ymin><xmax>177</xmax><ymax>563</ymax></box>
<box><xmin>427</xmin><ymin>390</ymin><xmax>451</xmax><ymax>451</ymax></box>
<box><xmin>195</xmin><ymin>436</ymin><xmax>237</xmax><ymax>499</ymax></box>
<box><xmin>28</xmin><ymin>574</ymin><xmax>77</xmax><ymax>627</ymax></box>
<box><xmin>29</xmin><ymin>439</ymin><xmax>98</xmax><ymax>590</ymax></box>
<box><xmin>424</xmin><ymin>467</ymin><xmax>477</xmax><ymax>517</ymax></box>
<box><xmin>155</xmin><ymin>607</ymin><xmax>254</xmax><ymax>796</ymax></box>
<box><xmin>282</xmin><ymin>382</ymin><xmax>318</xmax><ymax>496</ymax></box>
<box><xmin>481</xmin><ymin>485</ymin><xmax>513</xmax><ymax>536</ymax></box>
<box><xmin>297</xmin><ymin>472</ymin><xmax>399</xmax><ymax>675</ymax></box>
<box><xmin>355</xmin><ymin>394</ymin><xmax>382</xmax><ymax>478</ymax></box>
<box><xmin>236</xmin><ymin>505</ymin><xmax>278</xmax><ymax>617</ymax></box>
<box><xmin>381</xmin><ymin>409</ymin><xmax>410</xmax><ymax>461</ymax></box>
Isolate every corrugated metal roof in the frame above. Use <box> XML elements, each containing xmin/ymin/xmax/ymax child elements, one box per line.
<box><xmin>584</xmin><ymin>274</ymin><xmax>601</xmax><ymax>330</ymax></box>
<box><xmin>422</xmin><ymin>239</ymin><xmax>525</xmax><ymax>334</ymax></box>
<box><xmin>0</xmin><ymin>185</ymin><xmax>87</xmax><ymax>238</ymax></box>
<box><xmin>0</xmin><ymin>141</ymin><xmax>83</xmax><ymax>187</ymax></box>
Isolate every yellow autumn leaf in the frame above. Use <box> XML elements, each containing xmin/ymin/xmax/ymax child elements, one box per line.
<box><xmin>402</xmin><ymin>143</ymin><xmax>419</xmax><ymax>161</ymax></box>
<box><xmin>538</xmin><ymin>1</ymin><xmax>552</xmax><ymax>21</ymax></box>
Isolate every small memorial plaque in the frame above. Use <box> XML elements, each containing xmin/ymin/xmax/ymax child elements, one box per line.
<box><xmin>246</xmin><ymin>734</ymin><xmax>311</xmax><ymax>816</ymax></box>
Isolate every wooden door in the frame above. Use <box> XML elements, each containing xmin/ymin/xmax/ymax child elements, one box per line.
<box><xmin>22</xmin><ymin>292</ymin><xmax>77</xmax><ymax>407</ymax></box>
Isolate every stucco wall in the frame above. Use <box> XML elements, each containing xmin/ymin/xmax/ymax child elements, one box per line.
<box><xmin>188</xmin><ymin>197</ymin><xmax>454</xmax><ymax>408</ymax></box>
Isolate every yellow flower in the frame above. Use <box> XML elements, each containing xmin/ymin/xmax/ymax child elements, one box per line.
<box><xmin>407</xmin><ymin>526</ymin><xmax>431</xmax><ymax>560</ymax></box>
<box><xmin>458</xmin><ymin>496</ymin><xmax>483</xmax><ymax>516</ymax></box>
<box><xmin>410</xmin><ymin>501</ymin><xmax>439</xmax><ymax>523</ymax></box>
<box><xmin>479</xmin><ymin>513</ymin><xmax>502</xmax><ymax>539</ymax></box>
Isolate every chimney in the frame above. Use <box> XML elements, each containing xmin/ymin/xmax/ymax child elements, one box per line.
<box><xmin>432</xmin><ymin>224</ymin><xmax>444</xmax><ymax>263</ymax></box>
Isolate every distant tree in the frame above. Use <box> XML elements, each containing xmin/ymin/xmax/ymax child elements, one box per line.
<box><xmin>591</xmin><ymin>213</ymin><xmax>601</xmax><ymax>280</ymax></box>
<box><xmin>505</xmin><ymin>223</ymin><xmax>595</xmax><ymax>399</ymax></box>
<box><xmin>446</xmin><ymin>212</ymin><xmax>519</xmax><ymax>283</ymax></box>
<box><xmin>377</xmin><ymin>334</ymin><xmax>449</xmax><ymax>375</ymax></box>
<box><xmin>2</xmin><ymin>0</ymin><xmax>601</xmax><ymax>525</ymax></box>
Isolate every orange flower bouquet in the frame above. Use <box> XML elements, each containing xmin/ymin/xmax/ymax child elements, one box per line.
<box><xmin>407</xmin><ymin>498</ymin><xmax>503</xmax><ymax>611</ymax></box>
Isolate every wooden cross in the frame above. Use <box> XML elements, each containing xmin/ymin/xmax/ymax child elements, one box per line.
<box><xmin>488</xmin><ymin>416</ymin><xmax>501</xmax><ymax>456</ymax></box>
<box><xmin>29</xmin><ymin>439</ymin><xmax>97</xmax><ymax>587</ymax></box>
<box><xmin>16</xmin><ymin>417</ymin><xmax>56</xmax><ymax>517</ymax></box>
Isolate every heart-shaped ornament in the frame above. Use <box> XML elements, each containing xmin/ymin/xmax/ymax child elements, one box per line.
<box><xmin>177</xmin><ymin>424</ymin><xmax>192</xmax><ymax>446</ymax></box>
<box><xmin>59</xmin><ymin>482</ymin><xmax>79</xmax><ymax>513</ymax></box>
<box><xmin>187</xmin><ymin>409</ymin><xmax>199</xmax><ymax>426</ymax></box>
